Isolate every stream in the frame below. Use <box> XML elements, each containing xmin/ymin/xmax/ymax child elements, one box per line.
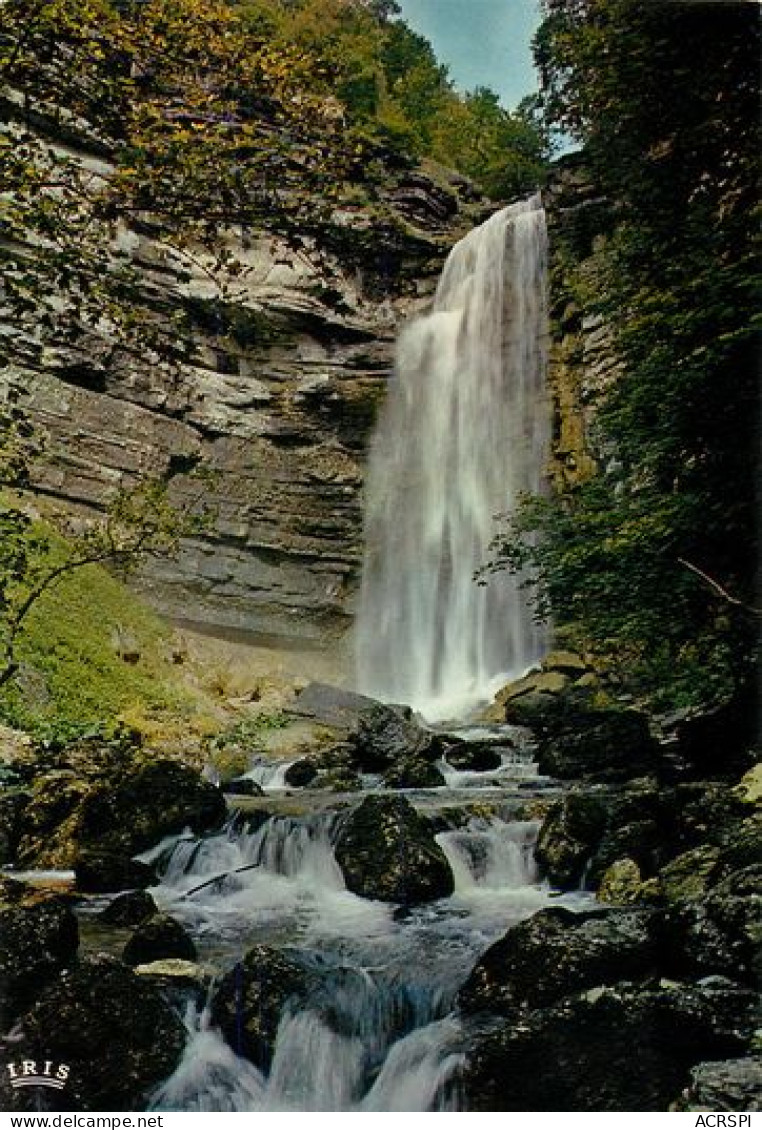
<box><xmin>85</xmin><ymin>738</ymin><xmax>589</xmax><ymax>1112</ymax></box>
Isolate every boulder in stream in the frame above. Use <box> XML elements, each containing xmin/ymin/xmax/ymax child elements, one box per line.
<box><xmin>348</xmin><ymin>702</ymin><xmax>444</xmax><ymax>773</ymax></box>
<box><xmin>78</xmin><ymin>759</ymin><xmax>227</xmax><ymax>855</ymax></box>
<box><xmin>74</xmin><ymin>849</ymin><xmax>158</xmax><ymax>893</ymax></box>
<box><xmin>0</xmin><ymin>896</ymin><xmax>79</xmax><ymax>1027</ymax></box>
<box><xmin>335</xmin><ymin>795</ymin><xmax>454</xmax><ymax>904</ymax></box>
<box><xmin>122</xmin><ymin>913</ymin><xmax>197</xmax><ymax>966</ymax></box>
<box><xmin>442</xmin><ymin>743</ymin><xmax>502</xmax><ymax>772</ymax></box>
<box><xmin>534</xmin><ymin>787</ymin><xmax>609</xmax><ymax>888</ymax></box>
<box><xmin>382</xmin><ymin>758</ymin><xmax>446</xmax><ymax>789</ymax></box>
<box><xmin>462</xmin><ymin>979</ymin><xmax>756</xmax><ymax>1111</ymax></box>
<box><xmin>284</xmin><ymin>757</ymin><xmax>318</xmax><ymax>787</ymax></box>
<box><xmin>211</xmin><ymin>945</ymin><xmax>317</xmax><ymax>1070</ymax></box>
<box><xmin>100</xmin><ymin>888</ymin><xmax>158</xmax><ymax>927</ymax></box>
<box><xmin>458</xmin><ymin>905</ymin><xmax>658</xmax><ymax>1017</ymax></box>
<box><xmin>9</xmin><ymin>954</ymin><xmax>185</xmax><ymax>1111</ymax></box>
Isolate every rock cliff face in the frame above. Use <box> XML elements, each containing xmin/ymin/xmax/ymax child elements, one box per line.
<box><xmin>543</xmin><ymin>154</ymin><xmax>618</xmax><ymax>490</ymax></box>
<box><xmin>3</xmin><ymin>88</ymin><xmax>487</xmax><ymax>644</ymax></box>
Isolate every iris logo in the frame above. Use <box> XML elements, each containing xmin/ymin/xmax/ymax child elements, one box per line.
<box><xmin>5</xmin><ymin>1060</ymin><xmax>71</xmax><ymax>1090</ymax></box>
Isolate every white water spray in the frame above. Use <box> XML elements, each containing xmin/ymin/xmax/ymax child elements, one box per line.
<box><xmin>356</xmin><ymin>195</ymin><xmax>549</xmax><ymax>720</ymax></box>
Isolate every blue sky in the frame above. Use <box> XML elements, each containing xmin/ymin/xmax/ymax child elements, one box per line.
<box><xmin>395</xmin><ymin>0</ymin><xmax>542</xmax><ymax>110</ymax></box>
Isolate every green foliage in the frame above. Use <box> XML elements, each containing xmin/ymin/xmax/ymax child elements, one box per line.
<box><xmin>0</xmin><ymin>521</ymin><xmax>176</xmax><ymax>736</ymax></box>
<box><xmin>235</xmin><ymin>0</ymin><xmax>547</xmax><ymax>195</ymax></box>
<box><xmin>489</xmin><ymin>0</ymin><xmax>760</xmax><ymax>707</ymax></box>
<box><xmin>207</xmin><ymin>712</ymin><xmax>289</xmax><ymax>753</ymax></box>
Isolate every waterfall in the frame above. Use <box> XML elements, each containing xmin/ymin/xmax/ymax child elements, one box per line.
<box><xmin>356</xmin><ymin>194</ymin><xmax>549</xmax><ymax>721</ymax></box>
<box><xmin>436</xmin><ymin>817</ymin><xmax>540</xmax><ymax>893</ymax></box>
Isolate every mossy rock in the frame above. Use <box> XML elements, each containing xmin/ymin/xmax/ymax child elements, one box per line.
<box><xmin>597</xmin><ymin>858</ymin><xmax>644</xmax><ymax>905</ymax></box>
<box><xmin>534</xmin><ymin>788</ymin><xmax>609</xmax><ymax>889</ymax></box>
<box><xmin>0</xmin><ymin>897</ymin><xmax>80</xmax><ymax>1027</ymax></box>
<box><xmin>211</xmin><ymin>945</ymin><xmax>317</xmax><ymax>1071</ymax></box>
<box><xmin>335</xmin><ymin>795</ymin><xmax>453</xmax><ymax>904</ymax></box>
<box><xmin>734</xmin><ymin>763</ymin><xmax>762</xmax><ymax>808</ymax></box>
<box><xmin>123</xmin><ymin>914</ymin><xmax>197</xmax><ymax>966</ymax></box>
<box><xmin>541</xmin><ymin>650</ymin><xmax>588</xmax><ymax>677</ymax></box>
<box><xmin>17</xmin><ymin>955</ymin><xmax>185</xmax><ymax>1111</ymax></box>
<box><xmin>659</xmin><ymin>846</ymin><xmax>721</xmax><ymax>903</ymax></box>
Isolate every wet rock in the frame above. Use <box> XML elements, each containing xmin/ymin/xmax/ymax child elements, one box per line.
<box><xmin>673</xmin><ymin>1057</ymin><xmax>762</xmax><ymax>1112</ymax></box>
<box><xmin>315</xmin><ymin>768</ymin><xmax>362</xmax><ymax>792</ymax></box>
<box><xmin>211</xmin><ymin>945</ymin><xmax>317</xmax><ymax>1070</ymax></box>
<box><xmin>538</xmin><ymin>708</ymin><xmax>657</xmax><ymax>782</ymax></box>
<box><xmin>74</xmin><ymin>850</ymin><xmax>158</xmax><ymax>893</ymax></box>
<box><xmin>734</xmin><ymin>763</ymin><xmax>762</xmax><ymax>808</ymax></box>
<box><xmin>16</xmin><ymin>954</ymin><xmax>185</xmax><ymax>1111</ymax></box>
<box><xmin>224</xmin><ymin>777</ymin><xmax>264</xmax><ymax>796</ymax></box>
<box><xmin>442</xmin><ymin>743</ymin><xmax>502</xmax><ymax>772</ymax></box>
<box><xmin>535</xmin><ymin>788</ymin><xmax>608</xmax><ymax>888</ymax></box>
<box><xmin>311</xmin><ymin>745</ymin><xmax>363</xmax><ymax>790</ymax></box>
<box><xmin>382</xmin><ymin>758</ymin><xmax>446</xmax><ymax>789</ymax></box>
<box><xmin>661</xmin><ymin>865</ymin><xmax>762</xmax><ymax>985</ymax></box>
<box><xmin>348</xmin><ymin>702</ymin><xmax>443</xmax><ymax>773</ymax></box>
<box><xmin>0</xmin><ymin>790</ymin><xmax>30</xmax><ymax>865</ymax></box>
<box><xmin>134</xmin><ymin>958</ymin><xmax>212</xmax><ymax>1005</ymax></box>
<box><xmin>596</xmin><ymin>858</ymin><xmax>646</xmax><ymax>905</ymax></box>
<box><xmin>100</xmin><ymin>889</ymin><xmax>157</xmax><ymax>927</ymax></box>
<box><xmin>122</xmin><ymin>913</ymin><xmax>197</xmax><ymax>966</ymax></box>
<box><xmin>462</xmin><ymin>980</ymin><xmax>756</xmax><ymax>1111</ymax></box>
<box><xmin>78</xmin><ymin>759</ymin><xmax>227</xmax><ymax>856</ymax></box>
<box><xmin>715</xmin><ymin>814</ymin><xmax>762</xmax><ymax>879</ymax></box>
<box><xmin>17</xmin><ymin>773</ymin><xmax>91</xmax><ymax>866</ymax></box>
<box><xmin>658</xmin><ymin>846</ymin><xmax>721</xmax><ymax>902</ymax></box>
<box><xmin>284</xmin><ymin>757</ymin><xmax>318</xmax><ymax>787</ymax></box>
<box><xmin>0</xmin><ymin>897</ymin><xmax>79</xmax><ymax>1026</ymax></box>
<box><xmin>335</xmin><ymin>795</ymin><xmax>454</xmax><ymax>904</ymax></box>
<box><xmin>459</xmin><ymin>906</ymin><xmax>657</xmax><ymax>1017</ymax></box>
<box><xmin>587</xmin><ymin>817</ymin><xmax>663</xmax><ymax>885</ymax></box>
<box><xmin>290</xmin><ymin>683</ymin><xmax>380</xmax><ymax>729</ymax></box>
<box><xmin>670</xmin><ymin>782</ymin><xmax>742</xmax><ymax>853</ymax></box>
<box><xmin>541</xmin><ymin>650</ymin><xmax>588</xmax><ymax>677</ymax></box>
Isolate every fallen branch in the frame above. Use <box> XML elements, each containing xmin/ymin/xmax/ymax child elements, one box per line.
<box><xmin>180</xmin><ymin>862</ymin><xmax>260</xmax><ymax>899</ymax></box>
<box><xmin>678</xmin><ymin>557</ymin><xmax>762</xmax><ymax>617</ymax></box>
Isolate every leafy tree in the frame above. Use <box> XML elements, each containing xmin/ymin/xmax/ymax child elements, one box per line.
<box><xmin>431</xmin><ymin>86</ymin><xmax>547</xmax><ymax>200</ymax></box>
<box><xmin>489</xmin><ymin>0</ymin><xmax>760</xmax><ymax>707</ymax></box>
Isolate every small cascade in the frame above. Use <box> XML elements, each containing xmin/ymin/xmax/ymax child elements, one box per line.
<box><xmin>136</xmin><ymin>769</ymin><xmax>586</xmax><ymax>1111</ymax></box>
<box><xmin>242</xmin><ymin>757</ymin><xmax>295</xmax><ymax>791</ymax></box>
<box><xmin>437</xmin><ymin>817</ymin><xmax>540</xmax><ymax>893</ymax></box>
<box><xmin>152</xmin><ymin>983</ymin><xmax>463</xmax><ymax>1113</ymax></box>
<box><xmin>147</xmin><ymin>813</ymin><xmax>391</xmax><ymax>943</ymax></box>
<box><xmin>356</xmin><ymin>195</ymin><xmax>549</xmax><ymax>721</ymax></box>
<box><xmin>438</xmin><ymin>747</ymin><xmax>539</xmax><ymax>789</ymax></box>
<box><xmin>153</xmin><ymin>813</ymin><xmax>345</xmax><ymax>896</ymax></box>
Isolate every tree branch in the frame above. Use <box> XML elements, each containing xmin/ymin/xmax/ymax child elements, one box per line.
<box><xmin>677</xmin><ymin>557</ymin><xmax>762</xmax><ymax>617</ymax></box>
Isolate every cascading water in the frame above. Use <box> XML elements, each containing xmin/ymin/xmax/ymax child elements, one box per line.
<box><xmin>141</xmin><ymin>804</ymin><xmax>588</xmax><ymax>1111</ymax></box>
<box><xmin>356</xmin><ymin>194</ymin><xmax>549</xmax><ymax>721</ymax></box>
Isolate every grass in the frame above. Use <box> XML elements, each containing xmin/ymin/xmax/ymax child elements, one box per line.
<box><xmin>0</xmin><ymin>522</ymin><xmax>180</xmax><ymax>739</ymax></box>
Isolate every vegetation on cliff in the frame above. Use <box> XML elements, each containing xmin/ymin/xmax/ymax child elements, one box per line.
<box><xmin>490</xmin><ymin>0</ymin><xmax>760</xmax><ymax>709</ymax></box>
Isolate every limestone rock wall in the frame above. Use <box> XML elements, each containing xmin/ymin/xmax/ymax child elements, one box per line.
<box><xmin>2</xmin><ymin>91</ymin><xmax>488</xmax><ymax>644</ymax></box>
<box><xmin>543</xmin><ymin>155</ymin><xmax>619</xmax><ymax>490</ymax></box>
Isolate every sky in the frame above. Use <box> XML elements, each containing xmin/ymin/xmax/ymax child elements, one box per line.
<box><xmin>394</xmin><ymin>0</ymin><xmax>543</xmax><ymax>110</ymax></box>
